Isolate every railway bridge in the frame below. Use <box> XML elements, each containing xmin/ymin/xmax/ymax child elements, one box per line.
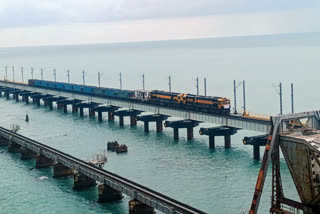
<box><xmin>0</xmin><ymin>126</ymin><xmax>206</xmax><ymax>214</ymax></box>
<box><xmin>0</xmin><ymin>80</ymin><xmax>271</xmax><ymax>159</ymax></box>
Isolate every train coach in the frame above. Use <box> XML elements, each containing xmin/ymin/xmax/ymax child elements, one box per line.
<box><xmin>28</xmin><ymin>79</ymin><xmax>231</xmax><ymax>115</ymax></box>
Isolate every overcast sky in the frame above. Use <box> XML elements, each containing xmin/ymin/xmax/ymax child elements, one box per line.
<box><xmin>0</xmin><ymin>0</ymin><xmax>319</xmax><ymax>47</ymax></box>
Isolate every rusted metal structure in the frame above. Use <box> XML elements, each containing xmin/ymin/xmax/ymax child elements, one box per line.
<box><xmin>249</xmin><ymin>111</ymin><xmax>320</xmax><ymax>214</ymax></box>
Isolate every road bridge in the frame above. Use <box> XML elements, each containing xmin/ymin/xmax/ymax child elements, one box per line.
<box><xmin>0</xmin><ymin>126</ymin><xmax>206</xmax><ymax>214</ymax></box>
<box><xmin>0</xmin><ymin>81</ymin><xmax>271</xmax><ymax>133</ymax></box>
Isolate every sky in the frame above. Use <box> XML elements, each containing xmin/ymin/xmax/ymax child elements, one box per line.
<box><xmin>0</xmin><ymin>0</ymin><xmax>319</xmax><ymax>47</ymax></box>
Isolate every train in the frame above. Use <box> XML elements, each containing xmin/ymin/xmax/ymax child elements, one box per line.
<box><xmin>28</xmin><ymin>79</ymin><xmax>231</xmax><ymax>115</ymax></box>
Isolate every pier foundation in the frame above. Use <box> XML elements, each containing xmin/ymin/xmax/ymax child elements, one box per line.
<box><xmin>89</xmin><ymin>108</ymin><xmax>95</xmax><ymax>117</ymax></box>
<box><xmin>98</xmin><ymin>184</ymin><xmax>123</xmax><ymax>203</ymax></box>
<box><xmin>98</xmin><ymin>111</ymin><xmax>103</xmax><ymax>121</ymax></box>
<box><xmin>0</xmin><ymin>136</ymin><xmax>8</xmax><ymax>146</ymax></box>
<box><xmin>129</xmin><ymin>199</ymin><xmax>155</xmax><ymax>214</ymax></box>
<box><xmin>79</xmin><ymin>107</ymin><xmax>84</xmax><ymax>117</ymax></box>
<box><xmin>119</xmin><ymin>116</ymin><xmax>124</xmax><ymax>127</ymax></box>
<box><xmin>173</xmin><ymin>128</ymin><xmax>179</xmax><ymax>140</ymax></box>
<box><xmin>25</xmin><ymin>96</ymin><xmax>29</xmax><ymax>104</ymax></box>
<box><xmin>130</xmin><ymin>116</ymin><xmax>137</xmax><ymax>127</ymax></box>
<box><xmin>53</xmin><ymin>163</ymin><xmax>74</xmax><ymax>178</ymax></box>
<box><xmin>144</xmin><ymin>122</ymin><xmax>149</xmax><ymax>132</ymax></box>
<box><xmin>224</xmin><ymin>135</ymin><xmax>231</xmax><ymax>149</ymax></box>
<box><xmin>73</xmin><ymin>173</ymin><xmax>96</xmax><ymax>189</ymax></box>
<box><xmin>8</xmin><ymin>141</ymin><xmax>21</xmax><ymax>153</ymax></box>
<box><xmin>253</xmin><ymin>145</ymin><xmax>260</xmax><ymax>161</ymax></box>
<box><xmin>20</xmin><ymin>147</ymin><xmax>38</xmax><ymax>160</ymax></box>
<box><xmin>63</xmin><ymin>104</ymin><xmax>68</xmax><ymax>113</ymax></box>
<box><xmin>209</xmin><ymin>135</ymin><xmax>215</xmax><ymax>149</ymax></box>
<box><xmin>108</xmin><ymin>111</ymin><xmax>115</xmax><ymax>121</ymax></box>
<box><xmin>72</xmin><ymin>105</ymin><xmax>78</xmax><ymax>113</ymax></box>
<box><xmin>156</xmin><ymin>120</ymin><xmax>163</xmax><ymax>132</ymax></box>
<box><xmin>36</xmin><ymin>155</ymin><xmax>54</xmax><ymax>168</ymax></box>
<box><xmin>200</xmin><ymin>126</ymin><xmax>238</xmax><ymax>149</ymax></box>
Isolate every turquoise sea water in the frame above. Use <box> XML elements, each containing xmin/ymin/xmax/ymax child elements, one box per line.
<box><xmin>0</xmin><ymin>33</ymin><xmax>319</xmax><ymax>214</ymax></box>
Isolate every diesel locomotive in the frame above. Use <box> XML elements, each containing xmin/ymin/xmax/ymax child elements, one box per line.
<box><xmin>28</xmin><ymin>79</ymin><xmax>231</xmax><ymax>115</ymax></box>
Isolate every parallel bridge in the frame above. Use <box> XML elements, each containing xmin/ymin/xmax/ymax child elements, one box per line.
<box><xmin>0</xmin><ymin>126</ymin><xmax>206</xmax><ymax>214</ymax></box>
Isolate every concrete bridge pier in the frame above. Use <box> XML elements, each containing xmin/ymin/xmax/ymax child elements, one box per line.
<box><xmin>72</xmin><ymin>104</ymin><xmax>78</xmax><ymax>113</ymax></box>
<box><xmin>25</xmin><ymin>96</ymin><xmax>29</xmax><ymax>104</ymax></box>
<box><xmin>89</xmin><ymin>108</ymin><xmax>95</xmax><ymax>117</ymax></box>
<box><xmin>130</xmin><ymin>116</ymin><xmax>137</xmax><ymax>127</ymax></box>
<box><xmin>36</xmin><ymin>155</ymin><xmax>54</xmax><ymax>168</ymax></box>
<box><xmin>97</xmin><ymin>111</ymin><xmax>103</xmax><ymax>121</ymax></box>
<box><xmin>129</xmin><ymin>199</ymin><xmax>155</xmax><ymax>214</ymax></box>
<box><xmin>53</xmin><ymin>163</ymin><xmax>74</xmax><ymax>178</ymax></box>
<box><xmin>8</xmin><ymin>141</ymin><xmax>22</xmax><ymax>153</ymax></box>
<box><xmin>73</xmin><ymin>173</ymin><xmax>96</xmax><ymax>189</ymax></box>
<box><xmin>119</xmin><ymin>116</ymin><xmax>124</xmax><ymax>126</ymax></box>
<box><xmin>108</xmin><ymin>111</ymin><xmax>115</xmax><ymax>121</ymax></box>
<box><xmin>0</xmin><ymin>90</ymin><xmax>2</xmax><ymax>97</ymax></box>
<box><xmin>115</xmin><ymin>109</ymin><xmax>143</xmax><ymax>127</ymax></box>
<box><xmin>98</xmin><ymin>184</ymin><xmax>123</xmax><ymax>203</ymax></box>
<box><xmin>22</xmin><ymin>95</ymin><xmax>25</xmax><ymax>102</ymax></box>
<box><xmin>63</xmin><ymin>104</ymin><xmax>68</xmax><ymax>113</ymax></box>
<box><xmin>5</xmin><ymin>91</ymin><xmax>9</xmax><ymax>99</ymax></box>
<box><xmin>156</xmin><ymin>120</ymin><xmax>163</xmax><ymax>132</ymax></box>
<box><xmin>243</xmin><ymin>134</ymin><xmax>268</xmax><ymax>160</ymax></box>
<box><xmin>144</xmin><ymin>122</ymin><xmax>149</xmax><ymax>132</ymax></box>
<box><xmin>164</xmin><ymin>120</ymin><xmax>200</xmax><ymax>140</ymax></box>
<box><xmin>20</xmin><ymin>147</ymin><xmax>38</xmax><ymax>160</ymax></box>
<box><xmin>79</xmin><ymin>107</ymin><xmax>84</xmax><ymax>117</ymax></box>
<box><xmin>137</xmin><ymin>114</ymin><xmax>168</xmax><ymax>133</ymax></box>
<box><xmin>199</xmin><ymin>126</ymin><xmax>238</xmax><ymax>149</ymax></box>
<box><xmin>0</xmin><ymin>136</ymin><xmax>9</xmax><ymax>146</ymax></box>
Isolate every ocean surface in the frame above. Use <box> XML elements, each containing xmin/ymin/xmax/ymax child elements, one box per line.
<box><xmin>0</xmin><ymin>33</ymin><xmax>319</xmax><ymax>214</ymax></box>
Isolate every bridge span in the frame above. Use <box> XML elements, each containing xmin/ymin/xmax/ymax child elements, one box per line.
<box><xmin>0</xmin><ymin>81</ymin><xmax>271</xmax><ymax>133</ymax></box>
<box><xmin>0</xmin><ymin>126</ymin><xmax>206</xmax><ymax>214</ymax></box>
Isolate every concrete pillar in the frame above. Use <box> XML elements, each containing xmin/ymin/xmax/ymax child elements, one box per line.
<box><xmin>72</xmin><ymin>104</ymin><xmax>78</xmax><ymax>113</ymax></box>
<box><xmin>0</xmin><ymin>136</ymin><xmax>8</xmax><ymax>146</ymax></box>
<box><xmin>53</xmin><ymin>163</ymin><xmax>74</xmax><ymax>178</ymax></box>
<box><xmin>173</xmin><ymin>128</ymin><xmax>179</xmax><ymax>140</ymax></box>
<box><xmin>108</xmin><ymin>111</ymin><xmax>115</xmax><ymax>121</ymax></box>
<box><xmin>15</xmin><ymin>94</ymin><xmax>19</xmax><ymax>102</ymax></box>
<box><xmin>156</xmin><ymin>120</ymin><xmax>163</xmax><ymax>132</ymax></box>
<box><xmin>129</xmin><ymin>199</ymin><xmax>155</xmax><ymax>214</ymax></box>
<box><xmin>20</xmin><ymin>147</ymin><xmax>38</xmax><ymax>160</ymax></box>
<box><xmin>119</xmin><ymin>116</ymin><xmax>124</xmax><ymax>126</ymax></box>
<box><xmin>209</xmin><ymin>135</ymin><xmax>215</xmax><ymax>149</ymax></box>
<box><xmin>63</xmin><ymin>104</ymin><xmax>67</xmax><ymax>113</ymax></box>
<box><xmin>49</xmin><ymin>101</ymin><xmax>53</xmax><ymax>110</ymax></box>
<box><xmin>98</xmin><ymin>111</ymin><xmax>103</xmax><ymax>122</ymax></box>
<box><xmin>57</xmin><ymin>103</ymin><xmax>61</xmax><ymax>110</ymax></box>
<box><xmin>37</xmin><ymin>98</ymin><xmax>40</xmax><ymax>107</ymax></box>
<box><xmin>25</xmin><ymin>96</ymin><xmax>29</xmax><ymax>104</ymax></box>
<box><xmin>8</xmin><ymin>141</ymin><xmax>21</xmax><ymax>153</ymax></box>
<box><xmin>36</xmin><ymin>155</ymin><xmax>54</xmax><ymax>168</ymax></box>
<box><xmin>79</xmin><ymin>107</ymin><xmax>84</xmax><ymax>117</ymax></box>
<box><xmin>6</xmin><ymin>91</ymin><xmax>9</xmax><ymax>99</ymax></box>
<box><xmin>98</xmin><ymin>184</ymin><xmax>123</xmax><ymax>203</ymax></box>
<box><xmin>89</xmin><ymin>108</ymin><xmax>95</xmax><ymax>117</ymax></box>
<box><xmin>253</xmin><ymin>145</ymin><xmax>260</xmax><ymax>160</ymax></box>
<box><xmin>73</xmin><ymin>173</ymin><xmax>96</xmax><ymax>189</ymax></box>
<box><xmin>224</xmin><ymin>135</ymin><xmax>231</xmax><ymax>149</ymax></box>
<box><xmin>130</xmin><ymin>116</ymin><xmax>137</xmax><ymax>127</ymax></box>
<box><xmin>187</xmin><ymin>127</ymin><xmax>194</xmax><ymax>140</ymax></box>
<box><xmin>0</xmin><ymin>91</ymin><xmax>2</xmax><ymax>97</ymax></box>
<box><xmin>144</xmin><ymin>122</ymin><xmax>149</xmax><ymax>132</ymax></box>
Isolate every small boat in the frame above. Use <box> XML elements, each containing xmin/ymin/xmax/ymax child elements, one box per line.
<box><xmin>116</xmin><ymin>144</ymin><xmax>128</xmax><ymax>153</ymax></box>
<box><xmin>107</xmin><ymin>141</ymin><xmax>119</xmax><ymax>151</ymax></box>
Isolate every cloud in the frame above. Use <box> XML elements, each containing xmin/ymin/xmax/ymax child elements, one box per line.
<box><xmin>0</xmin><ymin>0</ymin><xmax>319</xmax><ymax>28</ymax></box>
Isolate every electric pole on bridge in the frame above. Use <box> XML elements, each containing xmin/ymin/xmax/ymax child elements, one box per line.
<box><xmin>142</xmin><ymin>73</ymin><xmax>145</xmax><ymax>90</ymax></box>
<box><xmin>82</xmin><ymin>70</ymin><xmax>85</xmax><ymax>85</ymax></box>
<box><xmin>243</xmin><ymin>80</ymin><xmax>246</xmax><ymax>114</ymax></box>
<box><xmin>5</xmin><ymin>65</ymin><xmax>7</xmax><ymax>81</ymax></box>
<box><xmin>233</xmin><ymin>80</ymin><xmax>242</xmax><ymax>114</ymax></box>
<box><xmin>273</xmin><ymin>82</ymin><xmax>283</xmax><ymax>115</ymax></box>
<box><xmin>291</xmin><ymin>83</ymin><xmax>294</xmax><ymax>113</ymax></box>
<box><xmin>98</xmin><ymin>72</ymin><xmax>103</xmax><ymax>87</ymax></box>
<box><xmin>31</xmin><ymin>67</ymin><xmax>34</xmax><ymax>79</ymax></box>
<box><xmin>53</xmin><ymin>68</ymin><xmax>56</xmax><ymax>82</ymax></box>
<box><xmin>41</xmin><ymin>68</ymin><xmax>44</xmax><ymax>80</ymax></box>
<box><xmin>196</xmin><ymin>77</ymin><xmax>199</xmax><ymax>96</ymax></box>
<box><xmin>12</xmin><ymin>66</ymin><xmax>15</xmax><ymax>82</ymax></box>
<box><xmin>204</xmin><ymin>78</ymin><xmax>207</xmax><ymax>96</ymax></box>
<box><xmin>119</xmin><ymin>72</ymin><xmax>122</xmax><ymax>90</ymax></box>
<box><xmin>21</xmin><ymin>67</ymin><xmax>24</xmax><ymax>83</ymax></box>
<box><xmin>67</xmin><ymin>69</ymin><xmax>70</xmax><ymax>84</ymax></box>
<box><xmin>168</xmin><ymin>75</ymin><xmax>172</xmax><ymax>92</ymax></box>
